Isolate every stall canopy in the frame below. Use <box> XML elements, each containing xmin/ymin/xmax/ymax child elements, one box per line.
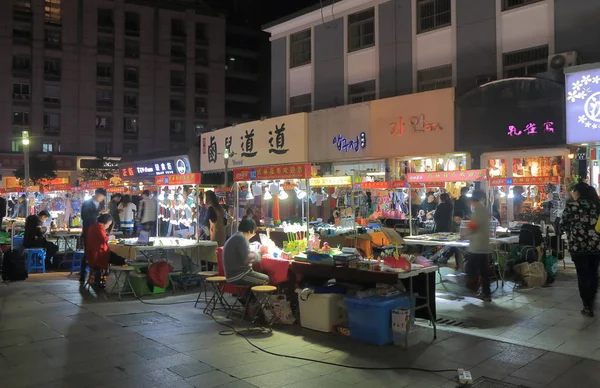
<box><xmin>154</xmin><ymin>173</ymin><xmax>201</xmax><ymax>186</ymax></box>
<box><xmin>489</xmin><ymin>176</ymin><xmax>561</xmax><ymax>186</ymax></box>
<box><xmin>456</xmin><ymin>78</ymin><xmax>566</xmax><ymax>152</ymax></box>
<box><xmin>80</xmin><ymin>180</ymin><xmax>110</xmax><ymax>189</ymax></box>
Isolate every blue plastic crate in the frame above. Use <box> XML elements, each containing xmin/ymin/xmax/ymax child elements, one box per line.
<box><xmin>344</xmin><ymin>295</ymin><xmax>414</xmax><ymax>346</ymax></box>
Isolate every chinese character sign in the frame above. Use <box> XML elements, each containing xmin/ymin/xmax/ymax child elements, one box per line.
<box><xmin>233</xmin><ymin>164</ymin><xmax>311</xmax><ymax>182</ymax></box>
<box><xmin>566</xmin><ymin>68</ymin><xmax>600</xmax><ymax>143</ymax></box>
<box><xmin>507</xmin><ymin>122</ymin><xmax>554</xmax><ymax>136</ymax></box>
<box><xmin>201</xmin><ymin>114</ymin><xmax>308</xmax><ymax>172</ymax></box>
<box><xmin>407</xmin><ymin>169</ymin><xmax>488</xmax><ymax>183</ymax></box>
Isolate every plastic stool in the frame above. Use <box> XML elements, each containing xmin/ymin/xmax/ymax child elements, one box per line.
<box><xmin>203</xmin><ymin>276</ymin><xmax>230</xmax><ymax>315</ymax></box>
<box><xmin>24</xmin><ymin>248</ymin><xmax>46</xmax><ymax>274</ymax></box>
<box><xmin>194</xmin><ymin>271</ymin><xmax>218</xmax><ymax>308</ymax></box>
<box><xmin>13</xmin><ymin>236</ymin><xmax>24</xmax><ymax>253</ymax></box>
<box><xmin>71</xmin><ymin>250</ymin><xmax>84</xmax><ymax>275</ymax></box>
<box><xmin>249</xmin><ymin>285</ymin><xmax>277</xmax><ymax>331</ymax></box>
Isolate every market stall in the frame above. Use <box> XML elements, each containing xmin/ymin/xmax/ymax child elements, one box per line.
<box><xmin>154</xmin><ymin>173</ymin><xmax>202</xmax><ymax>239</ymax></box>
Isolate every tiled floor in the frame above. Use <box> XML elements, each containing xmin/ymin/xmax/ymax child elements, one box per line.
<box><xmin>1</xmin><ymin>270</ymin><xmax>599</xmax><ymax>387</ymax></box>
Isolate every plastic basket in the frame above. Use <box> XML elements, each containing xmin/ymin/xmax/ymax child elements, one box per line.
<box><xmin>344</xmin><ymin>295</ymin><xmax>414</xmax><ymax>346</ymax></box>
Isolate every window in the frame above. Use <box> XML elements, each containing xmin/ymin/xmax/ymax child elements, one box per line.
<box><xmin>44</xmin><ymin>58</ymin><xmax>61</xmax><ymax>77</ymax></box>
<box><xmin>96</xmin><ymin>63</ymin><xmax>112</xmax><ymax>78</ymax></box>
<box><xmin>170</xmin><ymin>120</ymin><xmax>185</xmax><ymax>135</ymax></box>
<box><xmin>12</xmin><ymin>140</ymin><xmax>24</xmax><ymax>153</ymax></box>
<box><xmin>96</xmin><ymin>142</ymin><xmax>112</xmax><ymax>155</ymax></box>
<box><xmin>225</xmin><ymin>101</ymin><xmax>256</xmax><ymax>120</ymax></box>
<box><xmin>44</xmin><ymin>85</ymin><xmax>61</xmax><ymax>103</ymax></box>
<box><xmin>13</xmin><ymin>55</ymin><xmax>31</xmax><ymax>72</ymax></box>
<box><xmin>226</xmin><ymin>78</ymin><xmax>257</xmax><ymax>96</ymax></box>
<box><xmin>125</xmin><ymin>40</ymin><xmax>140</xmax><ymax>58</ymax></box>
<box><xmin>42</xmin><ymin>141</ymin><xmax>60</xmax><ymax>153</ymax></box>
<box><xmin>44</xmin><ymin>0</ymin><xmax>61</xmax><ymax>25</ymax></box>
<box><xmin>95</xmin><ymin>116</ymin><xmax>111</xmax><ymax>130</ymax></box>
<box><xmin>97</xmin><ymin>36</ymin><xmax>114</xmax><ymax>55</ymax></box>
<box><xmin>170</xmin><ymin>96</ymin><xmax>185</xmax><ymax>112</ymax></box>
<box><xmin>289</xmin><ymin>94</ymin><xmax>312</xmax><ymax>114</ymax></box>
<box><xmin>502</xmin><ymin>0</ymin><xmax>543</xmax><ymax>11</ymax></box>
<box><xmin>290</xmin><ymin>29</ymin><xmax>311</xmax><ymax>67</ymax></box>
<box><xmin>195</xmin><ymin>48</ymin><xmax>208</xmax><ymax>66</ymax></box>
<box><xmin>348</xmin><ymin>80</ymin><xmax>376</xmax><ymax>103</ymax></box>
<box><xmin>171</xmin><ymin>44</ymin><xmax>186</xmax><ymax>60</ymax></box>
<box><xmin>124</xmin><ymin>117</ymin><xmax>138</xmax><ymax>134</ymax></box>
<box><xmin>170</xmin><ymin>70</ymin><xmax>185</xmax><ymax>88</ymax></box>
<box><xmin>417</xmin><ymin>0</ymin><xmax>451</xmax><ymax>34</ymax></box>
<box><xmin>13</xmin><ymin>25</ymin><xmax>32</xmax><ymax>42</ymax></box>
<box><xmin>44</xmin><ymin>113</ymin><xmax>60</xmax><ymax>132</ymax></box>
<box><xmin>123</xmin><ymin>143</ymin><xmax>138</xmax><ymax>155</ymax></box>
<box><xmin>195</xmin><ymin>98</ymin><xmax>208</xmax><ymax>116</ymax></box>
<box><xmin>96</xmin><ymin>89</ymin><xmax>113</xmax><ymax>105</ymax></box>
<box><xmin>125</xmin><ymin>12</ymin><xmax>140</xmax><ymax>37</ymax></box>
<box><xmin>13</xmin><ymin>83</ymin><xmax>31</xmax><ymax>100</ymax></box>
<box><xmin>171</xmin><ymin>19</ymin><xmax>186</xmax><ymax>38</ymax></box>
<box><xmin>227</xmin><ymin>55</ymin><xmax>258</xmax><ymax>73</ymax></box>
<box><xmin>124</xmin><ymin>66</ymin><xmax>139</xmax><ymax>86</ymax></box>
<box><xmin>196</xmin><ymin>23</ymin><xmax>207</xmax><ymax>43</ymax></box>
<box><xmin>14</xmin><ymin>0</ymin><xmax>31</xmax><ymax>12</ymax></box>
<box><xmin>348</xmin><ymin>8</ymin><xmax>375</xmax><ymax>52</ymax></box>
<box><xmin>503</xmin><ymin>45</ymin><xmax>549</xmax><ymax>78</ymax></box>
<box><xmin>195</xmin><ymin>73</ymin><xmax>208</xmax><ymax>92</ymax></box>
<box><xmin>124</xmin><ymin>92</ymin><xmax>138</xmax><ymax>109</ymax></box>
<box><xmin>45</xmin><ymin>29</ymin><xmax>61</xmax><ymax>48</ymax></box>
<box><xmin>13</xmin><ymin>111</ymin><xmax>29</xmax><ymax>125</ymax></box>
<box><xmin>417</xmin><ymin>64</ymin><xmax>452</xmax><ymax>92</ymax></box>
<box><xmin>98</xmin><ymin>8</ymin><xmax>114</xmax><ymax>33</ymax></box>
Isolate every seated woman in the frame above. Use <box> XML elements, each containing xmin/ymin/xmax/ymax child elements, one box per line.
<box><xmin>223</xmin><ymin>218</ymin><xmax>269</xmax><ymax>286</ymax></box>
<box><xmin>85</xmin><ymin>214</ymin><xmax>127</xmax><ymax>286</ymax></box>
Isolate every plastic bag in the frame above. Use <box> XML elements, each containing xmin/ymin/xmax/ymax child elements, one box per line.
<box><xmin>262</xmin><ymin>294</ymin><xmax>296</xmax><ymax>324</ymax></box>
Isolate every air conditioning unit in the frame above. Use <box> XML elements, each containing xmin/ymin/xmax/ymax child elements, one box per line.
<box><xmin>548</xmin><ymin>51</ymin><xmax>579</xmax><ymax>71</ymax></box>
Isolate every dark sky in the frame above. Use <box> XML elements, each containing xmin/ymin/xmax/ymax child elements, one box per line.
<box><xmin>204</xmin><ymin>0</ymin><xmax>324</xmax><ymax>27</ymax></box>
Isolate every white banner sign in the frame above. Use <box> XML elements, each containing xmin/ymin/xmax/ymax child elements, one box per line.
<box><xmin>201</xmin><ymin>114</ymin><xmax>308</xmax><ymax>172</ymax></box>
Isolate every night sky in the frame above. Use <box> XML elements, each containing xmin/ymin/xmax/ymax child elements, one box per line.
<box><xmin>204</xmin><ymin>0</ymin><xmax>324</xmax><ymax>27</ymax></box>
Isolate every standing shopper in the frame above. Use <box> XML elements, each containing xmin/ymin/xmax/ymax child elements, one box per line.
<box><xmin>118</xmin><ymin>195</ymin><xmax>136</xmax><ymax>237</ymax></box>
<box><xmin>433</xmin><ymin>193</ymin><xmax>454</xmax><ymax>233</ymax></box>
<box><xmin>79</xmin><ymin>188</ymin><xmax>107</xmax><ymax>285</ymax></box>
<box><xmin>466</xmin><ymin>190</ymin><xmax>492</xmax><ymax>302</ymax></box>
<box><xmin>561</xmin><ymin>182</ymin><xmax>600</xmax><ymax>317</ymax></box>
<box><xmin>205</xmin><ymin>190</ymin><xmax>226</xmax><ymax>246</ymax></box>
<box><xmin>138</xmin><ymin>190</ymin><xmax>158</xmax><ymax>236</ymax></box>
<box><xmin>108</xmin><ymin>193</ymin><xmax>122</xmax><ymax>231</ymax></box>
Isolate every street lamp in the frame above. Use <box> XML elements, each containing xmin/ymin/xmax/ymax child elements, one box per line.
<box><xmin>22</xmin><ymin>130</ymin><xmax>30</xmax><ymax>214</ymax></box>
<box><xmin>222</xmin><ymin>148</ymin><xmax>236</xmax><ymax>188</ymax></box>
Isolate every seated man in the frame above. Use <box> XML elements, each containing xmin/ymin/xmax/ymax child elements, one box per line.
<box><xmin>223</xmin><ymin>219</ymin><xmax>269</xmax><ymax>286</ymax></box>
<box><xmin>24</xmin><ymin>210</ymin><xmax>59</xmax><ymax>268</ymax></box>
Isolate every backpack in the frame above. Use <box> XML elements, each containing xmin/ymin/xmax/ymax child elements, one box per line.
<box><xmin>1</xmin><ymin>250</ymin><xmax>28</xmax><ymax>281</ymax></box>
<box><xmin>520</xmin><ymin>246</ymin><xmax>538</xmax><ymax>264</ymax></box>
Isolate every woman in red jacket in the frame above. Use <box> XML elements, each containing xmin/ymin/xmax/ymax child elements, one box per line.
<box><xmin>86</xmin><ymin>214</ymin><xmax>127</xmax><ymax>281</ymax></box>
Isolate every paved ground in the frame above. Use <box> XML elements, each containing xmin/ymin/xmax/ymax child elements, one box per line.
<box><xmin>2</xmin><ymin>273</ymin><xmax>600</xmax><ymax>387</ymax></box>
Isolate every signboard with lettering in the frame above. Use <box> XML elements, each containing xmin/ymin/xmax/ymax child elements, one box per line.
<box><xmin>120</xmin><ymin>155</ymin><xmax>191</xmax><ymax>179</ymax></box>
<box><xmin>233</xmin><ymin>164</ymin><xmax>311</xmax><ymax>182</ymax></box>
<box><xmin>44</xmin><ymin>183</ymin><xmax>72</xmax><ymax>192</ymax></box>
<box><xmin>309</xmin><ymin>176</ymin><xmax>352</xmax><ymax>187</ymax></box>
<box><xmin>154</xmin><ymin>173</ymin><xmax>201</xmax><ymax>186</ymax></box>
<box><xmin>370</xmin><ymin>88</ymin><xmax>455</xmax><ymax>158</ymax></box>
<box><xmin>354</xmin><ymin>181</ymin><xmax>390</xmax><ymax>190</ymax></box>
<box><xmin>79</xmin><ymin>159</ymin><xmax>120</xmax><ymax>169</ymax></box>
<box><xmin>489</xmin><ymin>176</ymin><xmax>560</xmax><ymax>186</ymax></box>
<box><xmin>565</xmin><ymin>67</ymin><xmax>600</xmax><ymax>144</ymax></box>
<box><xmin>456</xmin><ymin>78</ymin><xmax>565</xmax><ymax>151</ymax></box>
<box><xmin>308</xmin><ymin>103</ymin><xmax>371</xmax><ymax>162</ymax></box>
<box><xmin>407</xmin><ymin>169</ymin><xmax>488</xmax><ymax>183</ymax></box>
<box><xmin>201</xmin><ymin>114</ymin><xmax>308</xmax><ymax>172</ymax></box>
<box><xmin>80</xmin><ymin>180</ymin><xmax>110</xmax><ymax>189</ymax></box>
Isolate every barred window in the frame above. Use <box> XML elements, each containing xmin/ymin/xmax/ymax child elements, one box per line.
<box><xmin>348</xmin><ymin>8</ymin><xmax>375</xmax><ymax>52</ymax></box>
<box><xmin>289</xmin><ymin>94</ymin><xmax>311</xmax><ymax>114</ymax></box>
<box><xmin>348</xmin><ymin>80</ymin><xmax>376</xmax><ymax>104</ymax></box>
<box><xmin>417</xmin><ymin>64</ymin><xmax>452</xmax><ymax>92</ymax></box>
<box><xmin>503</xmin><ymin>45</ymin><xmax>548</xmax><ymax>78</ymax></box>
<box><xmin>417</xmin><ymin>0</ymin><xmax>451</xmax><ymax>34</ymax></box>
<box><xmin>290</xmin><ymin>29</ymin><xmax>311</xmax><ymax>68</ymax></box>
<box><xmin>502</xmin><ymin>0</ymin><xmax>544</xmax><ymax>11</ymax></box>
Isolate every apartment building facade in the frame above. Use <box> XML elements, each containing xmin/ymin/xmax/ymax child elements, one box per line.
<box><xmin>1</xmin><ymin>0</ymin><xmax>226</xmax><ymax>158</ymax></box>
<box><xmin>264</xmin><ymin>0</ymin><xmax>599</xmax><ymax>116</ymax></box>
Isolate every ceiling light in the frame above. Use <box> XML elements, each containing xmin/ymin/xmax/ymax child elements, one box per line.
<box><xmin>278</xmin><ymin>189</ymin><xmax>289</xmax><ymax>200</ymax></box>
<box><xmin>263</xmin><ymin>189</ymin><xmax>272</xmax><ymax>200</ymax></box>
<box><xmin>294</xmin><ymin>187</ymin><xmax>307</xmax><ymax>199</ymax></box>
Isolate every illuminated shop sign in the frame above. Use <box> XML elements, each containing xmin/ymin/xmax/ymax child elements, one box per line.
<box><xmin>310</xmin><ymin>176</ymin><xmax>352</xmax><ymax>186</ymax></box>
<box><xmin>507</xmin><ymin>121</ymin><xmax>555</xmax><ymax>136</ymax></box>
<box><xmin>566</xmin><ymin>68</ymin><xmax>600</xmax><ymax>143</ymax></box>
<box><xmin>390</xmin><ymin>114</ymin><xmax>442</xmax><ymax>136</ymax></box>
<box><xmin>333</xmin><ymin>132</ymin><xmax>367</xmax><ymax>152</ymax></box>
<box><xmin>120</xmin><ymin>156</ymin><xmax>191</xmax><ymax>178</ymax></box>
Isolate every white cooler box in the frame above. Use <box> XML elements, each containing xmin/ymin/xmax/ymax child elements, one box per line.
<box><xmin>296</xmin><ymin>289</ymin><xmax>346</xmax><ymax>332</ymax></box>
